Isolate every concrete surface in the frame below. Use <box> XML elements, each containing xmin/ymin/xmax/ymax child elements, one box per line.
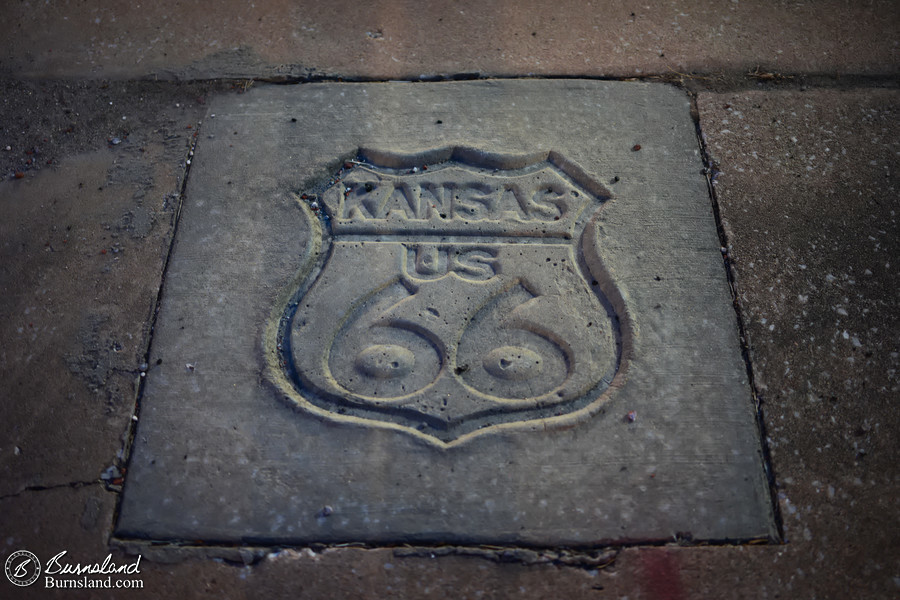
<box><xmin>0</xmin><ymin>2</ymin><xmax>897</xmax><ymax>599</ymax></box>
<box><xmin>115</xmin><ymin>81</ymin><xmax>773</xmax><ymax>546</ymax></box>
<box><xmin>0</xmin><ymin>96</ymin><xmax>204</xmax><ymax>496</ymax></box>
<box><xmin>1</xmin><ymin>1</ymin><xmax>897</xmax><ymax>80</ymax></box>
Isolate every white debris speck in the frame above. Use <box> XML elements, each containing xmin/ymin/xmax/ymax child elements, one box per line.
<box><xmin>842</xmin><ymin>330</ymin><xmax>849</xmax><ymax>340</ymax></box>
<box><xmin>825</xmin><ymin>274</ymin><xmax>836</xmax><ymax>283</ymax></box>
<box><xmin>836</xmin><ymin>307</ymin><xmax>848</xmax><ymax>316</ymax></box>
<box><xmin>798</xmin><ymin>294</ymin><xmax>808</xmax><ymax>303</ymax></box>
<box><xmin>14</xmin><ymin>446</ymin><xmax>21</xmax><ymax>456</ymax></box>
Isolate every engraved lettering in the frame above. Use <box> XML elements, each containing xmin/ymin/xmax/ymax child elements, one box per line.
<box><xmin>456</xmin><ymin>281</ymin><xmax>568</xmax><ymax>399</ymax></box>
<box><xmin>452</xmin><ymin>182</ymin><xmax>495</xmax><ymax>221</ymax></box>
<box><xmin>497</xmin><ymin>184</ymin><xmax>531</xmax><ymax>220</ymax></box>
<box><xmin>327</xmin><ymin>280</ymin><xmax>443</xmax><ymax>399</ymax></box>
<box><xmin>281</xmin><ymin>150</ymin><xmax>625</xmax><ymax>444</ymax></box>
<box><xmin>449</xmin><ymin>248</ymin><xmax>498</xmax><ymax>280</ymax></box>
<box><xmin>333</xmin><ymin>167</ymin><xmax>584</xmax><ymax>228</ymax></box>
<box><xmin>343</xmin><ymin>180</ymin><xmax>388</xmax><ymax>219</ymax></box>
<box><xmin>530</xmin><ymin>186</ymin><xmax>566</xmax><ymax>221</ymax></box>
<box><xmin>405</xmin><ymin>244</ymin><xmax>498</xmax><ymax>281</ymax></box>
<box><xmin>420</xmin><ymin>181</ymin><xmax>452</xmax><ymax>219</ymax></box>
<box><xmin>412</xmin><ymin>244</ymin><xmax>447</xmax><ymax>277</ymax></box>
<box><xmin>384</xmin><ymin>182</ymin><xmax>418</xmax><ymax>219</ymax></box>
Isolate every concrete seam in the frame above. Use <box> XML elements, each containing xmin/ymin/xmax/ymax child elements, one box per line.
<box><xmin>687</xmin><ymin>91</ymin><xmax>786</xmax><ymax>543</ymax></box>
<box><xmin>241</xmin><ymin>70</ymin><xmax>900</xmax><ymax>92</ymax></box>
<box><xmin>106</xmin><ymin>119</ymin><xmax>204</xmax><ymax>537</ymax></box>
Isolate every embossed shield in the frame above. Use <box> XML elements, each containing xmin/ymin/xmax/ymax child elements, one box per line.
<box><xmin>274</xmin><ymin>148</ymin><xmax>630</xmax><ymax>445</ymax></box>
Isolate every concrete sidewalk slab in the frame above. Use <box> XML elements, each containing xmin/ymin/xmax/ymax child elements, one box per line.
<box><xmin>2</xmin><ymin>1</ymin><xmax>897</xmax><ymax>80</ymax></box>
<box><xmin>0</xmin><ymin>80</ymin><xmax>205</xmax><ymax>495</ymax></box>
<box><xmin>695</xmin><ymin>88</ymin><xmax>899</xmax><ymax>599</ymax></box>
<box><xmin>116</xmin><ymin>80</ymin><xmax>774</xmax><ymax>547</ymax></box>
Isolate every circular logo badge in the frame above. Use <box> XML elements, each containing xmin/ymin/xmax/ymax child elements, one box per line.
<box><xmin>5</xmin><ymin>550</ymin><xmax>41</xmax><ymax>587</ymax></box>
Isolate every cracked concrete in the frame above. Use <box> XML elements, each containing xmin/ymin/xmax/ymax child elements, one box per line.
<box><xmin>0</xmin><ymin>481</ymin><xmax>100</xmax><ymax>503</ymax></box>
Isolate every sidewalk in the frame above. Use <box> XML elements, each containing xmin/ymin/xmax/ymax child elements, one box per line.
<box><xmin>1</xmin><ymin>2</ymin><xmax>897</xmax><ymax>598</ymax></box>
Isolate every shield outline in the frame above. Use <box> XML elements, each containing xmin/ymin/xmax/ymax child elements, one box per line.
<box><xmin>264</xmin><ymin>146</ymin><xmax>634</xmax><ymax>448</ymax></box>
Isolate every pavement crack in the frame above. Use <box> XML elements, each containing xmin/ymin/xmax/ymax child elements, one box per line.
<box><xmin>391</xmin><ymin>545</ymin><xmax>619</xmax><ymax>570</ymax></box>
<box><xmin>1</xmin><ymin>480</ymin><xmax>101</xmax><ymax>501</ymax></box>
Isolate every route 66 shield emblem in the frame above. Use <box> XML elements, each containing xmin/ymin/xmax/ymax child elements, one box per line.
<box><xmin>271</xmin><ymin>147</ymin><xmax>631</xmax><ymax>446</ymax></box>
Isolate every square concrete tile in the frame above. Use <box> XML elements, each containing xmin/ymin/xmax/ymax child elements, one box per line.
<box><xmin>116</xmin><ymin>80</ymin><xmax>775</xmax><ymax>546</ymax></box>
